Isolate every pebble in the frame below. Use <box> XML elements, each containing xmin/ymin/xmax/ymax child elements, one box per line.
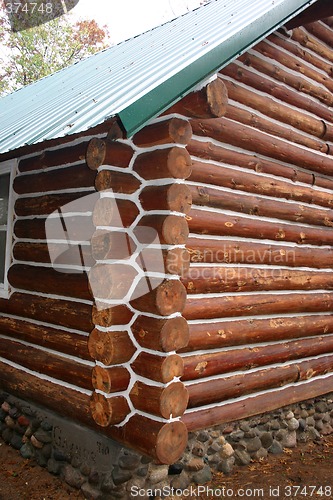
<box><xmin>234</xmin><ymin>449</ymin><xmax>251</xmax><ymax>466</ymax></box>
<box><xmin>217</xmin><ymin>456</ymin><xmax>235</xmax><ymax>475</ymax></box>
<box><xmin>219</xmin><ymin>442</ymin><xmax>234</xmax><ymax>458</ymax></box>
<box><xmin>20</xmin><ymin>442</ymin><xmax>35</xmax><ymax>459</ymax></box>
<box><xmin>47</xmin><ymin>458</ymin><xmax>63</xmax><ymax>475</ymax></box>
<box><xmin>17</xmin><ymin>415</ymin><xmax>30</xmax><ymax>427</ymax></box>
<box><xmin>170</xmin><ymin>470</ymin><xmax>191</xmax><ymax>490</ymax></box>
<box><xmin>4</xmin><ymin>416</ymin><xmax>15</xmax><ymax>429</ymax></box>
<box><xmin>260</xmin><ymin>432</ymin><xmax>273</xmax><ymax>449</ymax></box>
<box><xmin>191</xmin><ymin>442</ymin><xmax>205</xmax><ymax>457</ymax></box>
<box><xmin>62</xmin><ymin>464</ymin><xmax>86</xmax><ymax>489</ymax></box>
<box><xmin>192</xmin><ymin>464</ymin><xmax>212</xmax><ymax>485</ymax></box>
<box><xmin>268</xmin><ymin>440</ymin><xmax>283</xmax><ymax>455</ymax></box>
<box><xmin>2</xmin><ymin>427</ymin><xmax>13</xmax><ymax>443</ymax></box>
<box><xmin>287</xmin><ymin>418</ymin><xmax>299</xmax><ymax>431</ymax></box>
<box><xmin>10</xmin><ymin>433</ymin><xmax>23</xmax><ymax>450</ymax></box>
<box><xmin>34</xmin><ymin>428</ymin><xmax>52</xmax><ymax>443</ymax></box>
<box><xmin>197</xmin><ymin>430</ymin><xmax>210</xmax><ymax>442</ymax></box>
<box><xmin>186</xmin><ymin>457</ymin><xmax>205</xmax><ymax>472</ymax></box>
<box><xmin>9</xmin><ymin>407</ymin><xmax>21</xmax><ymax>419</ymax></box>
<box><xmin>111</xmin><ymin>466</ymin><xmax>133</xmax><ymax>486</ymax></box>
<box><xmin>118</xmin><ymin>454</ymin><xmax>140</xmax><ymax>470</ymax></box>
<box><xmin>1</xmin><ymin>402</ymin><xmax>10</xmax><ymax>413</ymax></box>
<box><xmin>246</xmin><ymin>436</ymin><xmax>261</xmax><ymax>453</ymax></box>
<box><xmin>147</xmin><ymin>465</ymin><xmax>169</xmax><ymax>484</ymax></box>
<box><xmin>81</xmin><ymin>482</ymin><xmax>102</xmax><ymax>500</ymax></box>
<box><xmin>168</xmin><ymin>463</ymin><xmax>183</xmax><ymax>475</ymax></box>
<box><xmin>30</xmin><ymin>435</ymin><xmax>44</xmax><ymax>449</ymax></box>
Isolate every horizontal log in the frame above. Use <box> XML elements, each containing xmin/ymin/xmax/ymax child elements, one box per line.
<box><xmin>166</xmin><ymin>78</ymin><xmax>228</xmax><ymax>118</ymax></box>
<box><xmin>184</xmin><ymin>314</ymin><xmax>333</xmax><ymax>351</ymax></box>
<box><xmin>111</xmin><ymin>415</ymin><xmax>188</xmax><ymax>464</ymax></box>
<box><xmin>305</xmin><ymin>21</ymin><xmax>333</xmax><ymax>51</ymax></box>
<box><xmin>13</xmin><ymin>242</ymin><xmax>94</xmax><ymax>268</ymax></box>
<box><xmin>186</xmin><ymin>237</ymin><xmax>333</xmax><ymax>268</ymax></box>
<box><xmin>187</xmin><ymin>208</ymin><xmax>333</xmax><ymax>246</ymax></box>
<box><xmin>130</xmin><ymin>279</ymin><xmax>187</xmax><ymax>316</ymax></box>
<box><xmin>131</xmin><ymin>352</ymin><xmax>184</xmax><ymax>383</ymax></box>
<box><xmin>92</xmin><ymin>303</ymin><xmax>134</xmax><ymax>327</ymax></box>
<box><xmin>15</xmin><ymin>191</ymin><xmax>95</xmax><ymax>217</ymax></box>
<box><xmin>222</xmin><ymin>76</ymin><xmax>333</xmax><ymax>143</ymax></box>
<box><xmin>239</xmin><ymin>51</ymin><xmax>333</xmax><ymax>106</ymax></box>
<box><xmin>182</xmin><ymin>334</ymin><xmax>333</xmax><ymax>381</ymax></box>
<box><xmin>189</xmin><ymin>159</ymin><xmax>333</xmax><ymax>209</ymax></box>
<box><xmin>8</xmin><ymin>264</ymin><xmax>92</xmax><ymax>301</ymax></box>
<box><xmin>18</xmin><ymin>141</ymin><xmax>89</xmax><ymax>173</ymax></box>
<box><xmin>0</xmin><ymin>337</ymin><xmax>92</xmax><ymax>390</ymax></box>
<box><xmin>130</xmin><ymin>381</ymin><xmax>189</xmax><ymax>418</ymax></box>
<box><xmin>182</xmin><ymin>267</ymin><xmax>333</xmax><ymax>294</ymax></box>
<box><xmin>187</xmin><ymin>355</ymin><xmax>333</xmax><ymax>408</ymax></box>
<box><xmin>184</xmin><ymin>292</ymin><xmax>333</xmax><ymax>321</ymax></box>
<box><xmin>88</xmin><ymin>263</ymin><xmax>137</xmax><ymax>300</ymax></box>
<box><xmin>90</xmin><ymin>392</ymin><xmax>130</xmax><ymax>426</ymax></box>
<box><xmin>135</xmin><ymin>247</ymin><xmax>190</xmax><ymax>277</ymax></box>
<box><xmin>14</xmin><ymin>163</ymin><xmax>96</xmax><ymax>194</ymax></box>
<box><xmin>131</xmin><ymin>315</ymin><xmax>189</xmax><ymax>352</ymax></box>
<box><xmin>191</xmin><ymin>117</ymin><xmax>333</xmax><ymax>176</ymax></box>
<box><xmin>14</xmin><ymin>215</ymin><xmax>95</xmax><ymax>241</ymax></box>
<box><xmin>0</xmin><ymin>292</ymin><xmax>93</xmax><ymax>332</ymax></box>
<box><xmin>91</xmin><ymin>365</ymin><xmax>130</xmax><ymax>393</ymax></box>
<box><xmin>255</xmin><ymin>39</ymin><xmax>333</xmax><ymax>95</ymax></box>
<box><xmin>139</xmin><ymin>184</ymin><xmax>192</xmax><ymax>214</ymax></box>
<box><xmin>182</xmin><ymin>373</ymin><xmax>333</xmax><ymax>431</ymax></box>
<box><xmin>0</xmin><ymin>360</ymin><xmax>187</xmax><ymax>463</ymax></box>
<box><xmin>133</xmin><ymin>147</ymin><xmax>192</xmax><ymax>180</ymax></box>
<box><xmin>92</xmin><ymin>198</ymin><xmax>139</xmax><ymax>228</ymax></box>
<box><xmin>220</xmin><ymin>62</ymin><xmax>333</xmax><ymax>124</ymax></box>
<box><xmin>189</xmin><ymin>183</ymin><xmax>333</xmax><ymax>228</ymax></box>
<box><xmin>271</xmin><ymin>31</ymin><xmax>333</xmax><ymax>83</ymax></box>
<box><xmin>0</xmin><ymin>360</ymin><xmax>95</xmax><ymax>427</ymax></box>
<box><xmin>138</xmin><ymin>215</ymin><xmax>189</xmax><ymax>245</ymax></box>
<box><xmin>225</xmin><ymin>103</ymin><xmax>329</xmax><ymax>153</ymax></box>
<box><xmin>187</xmin><ymin>364</ymin><xmax>298</xmax><ymax>408</ymax></box>
<box><xmin>86</xmin><ymin>138</ymin><xmax>134</xmax><ymax>170</ymax></box>
<box><xmin>95</xmin><ymin>170</ymin><xmax>141</xmax><ymax>194</ymax></box>
<box><xmin>132</xmin><ymin>118</ymin><xmax>192</xmax><ymax>147</ymax></box>
<box><xmin>0</xmin><ymin>315</ymin><xmax>90</xmax><ymax>360</ymax></box>
<box><xmin>291</xmin><ymin>27</ymin><xmax>333</xmax><ymax>66</ymax></box>
<box><xmin>88</xmin><ymin>328</ymin><xmax>135</xmax><ymax>365</ymax></box>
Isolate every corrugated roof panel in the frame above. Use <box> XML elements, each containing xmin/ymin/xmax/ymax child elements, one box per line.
<box><xmin>0</xmin><ymin>0</ymin><xmax>318</xmax><ymax>155</ymax></box>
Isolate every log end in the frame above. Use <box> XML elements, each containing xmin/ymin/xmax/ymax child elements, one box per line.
<box><xmin>160</xmin><ymin>382</ymin><xmax>189</xmax><ymax>418</ymax></box>
<box><xmin>155</xmin><ymin>421</ymin><xmax>188</xmax><ymax>464</ymax></box>
<box><xmin>169</xmin><ymin>118</ymin><xmax>192</xmax><ymax>145</ymax></box>
<box><xmin>167</xmin><ymin>184</ymin><xmax>192</xmax><ymax>214</ymax></box>
<box><xmin>161</xmin><ymin>354</ymin><xmax>184</xmax><ymax>383</ymax></box>
<box><xmin>90</xmin><ymin>392</ymin><xmax>129</xmax><ymax>426</ymax></box>
<box><xmin>165</xmin><ymin>248</ymin><xmax>190</xmax><ymax>277</ymax></box>
<box><xmin>156</xmin><ymin>280</ymin><xmax>187</xmax><ymax>316</ymax></box>
<box><xmin>162</xmin><ymin>215</ymin><xmax>189</xmax><ymax>245</ymax></box>
<box><xmin>161</xmin><ymin>316</ymin><xmax>189</xmax><ymax>351</ymax></box>
<box><xmin>207</xmin><ymin>78</ymin><xmax>229</xmax><ymax>118</ymax></box>
<box><xmin>86</xmin><ymin>138</ymin><xmax>106</xmax><ymax>170</ymax></box>
<box><xmin>168</xmin><ymin>147</ymin><xmax>192</xmax><ymax>179</ymax></box>
<box><xmin>88</xmin><ymin>328</ymin><xmax>114</xmax><ymax>365</ymax></box>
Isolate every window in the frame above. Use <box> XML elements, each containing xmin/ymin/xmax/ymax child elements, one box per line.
<box><xmin>0</xmin><ymin>160</ymin><xmax>15</xmax><ymax>296</ymax></box>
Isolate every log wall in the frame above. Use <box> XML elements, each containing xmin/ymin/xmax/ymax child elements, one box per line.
<box><xmin>2</xmin><ymin>19</ymin><xmax>333</xmax><ymax>463</ymax></box>
<box><xmin>178</xmin><ymin>21</ymin><xmax>333</xmax><ymax>431</ymax></box>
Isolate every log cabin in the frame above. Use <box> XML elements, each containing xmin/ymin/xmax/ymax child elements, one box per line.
<box><xmin>1</xmin><ymin>0</ymin><xmax>333</xmax><ymax>466</ymax></box>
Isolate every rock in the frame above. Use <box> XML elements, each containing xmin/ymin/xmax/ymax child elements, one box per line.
<box><xmin>269</xmin><ymin>420</ymin><xmax>281</xmax><ymax>431</ymax></box>
<box><xmin>4</xmin><ymin>416</ymin><xmax>15</xmax><ymax>429</ymax></box>
<box><xmin>0</xmin><ymin>409</ymin><xmax>6</xmax><ymax>422</ymax></box>
<box><xmin>307</xmin><ymin>427</ymin><xmax>321</xmax><ymax>441</ymax></box>
<box><xmin>251</xmin><ymin>447</ymin><xmax>268</xmax><ymax>460</ymax></box>
<box><xmin>80</xmin><ymin>463</ymin><xmax>91</xmax><ymax>477</ymax></box>
<box><xmin>101</xmin><ymin>472</ymin><xmax>115</xmax><ymax>493</ymax></box>
<box><xmin>207</xmin><ymin>442</ymin><xmax>221</xmax><ymax>455</ymax></box>
<box><xmin>118</xmin><ymin>454</ymin><xmax>140</xmax><ymax>470</ymax></box>
<box><xmin>315</xmin><ymin>420</ymin><xmax>324</xmax><ymax>431</ymax></box>
<box><xmin>2</xmin><ymin>427</ymin><xmax>13</xmax><ymax>444</ymax></box>
<box><xmin>197</xmin><ymin>431</ymin><xmax>210</xmax><ymax>442</ymax></box>
<box><xmin>219</xmin><ymin>442</ymin><xmax>234</xmax><ymax>458</ymax></box>
<box><xmin>240</xmin><ymin>423</ymin><xmax>251</xmax><ymax>433</ymax></box>
<box><xmin>171</xmin><ymin>470</ymin><xmax>191</xmax><ymax>490</ymax></box>
<box><xmin>17</xmin><ymin>415</ymin><xmax>30</xmax><ymax>427</ymax></box>
<box><xmin>192</xmin><ymin>442</ymin><xmax>205</xmax><ymax>457</ymax></box>
<box><xmin>316</xmin><ymin>402</ymin><xmax>328</xmax><ymax>413</ymax></box>
<box><xmin>20</xmin><ymin>442</ymin><xmax>35</xmax><ymax>459</ymax></box>
<box><xmin>147</xmin><ymin>465</ymin><xmax>169</xmax><ymax>484</ymax></box>
<box><xmin>168</xmin><ymin>463</ymin><xmax>183</xmax><ymax>475</ymax></box>
<box><xmin>192</xmin><ymin>465</ymin><xmax>212</xmax><ymax>485</ymax></box>
<box><xmin>217</xmin><ymin>456</ymin><xmax>235</xmax><ymax>475</ymax></box>
<box><xmin>285</xmin><ymin>411</ymin><xmax>294</xmax><ymax>420</ymax></box>
<box><xmin>1</xmin><ymin>402</ymin><xmax>10</xmax><ymax>413</ymax></box>
<box><xmin>282</xmin><ymin>431</ymin><xmax>297</xmax><ymax>448</ymax></box>
<box><xmin>9</xmin><ymin>407</ymin><xmax>21</xmax><ymax>419</ymax></box>
<box><xmin>30</xmin><ymin>435</ymin><xmax>44</xmax><ymax>449</ymax></box>
<box><xmin>136</xmin><ymin>466</ymin><xmax>148</xmax><ymax>477</ymax></box>
<box><xmin>24</xmin><ymin>426</ymin><xmax>33</xmax><ymax>438</ymax></box>
<box><xmin>41</xmin><ymin>420</ymin><xmax>53</xmax><ymax>431</ymax></box>
<box><xmin>298</xmin><ymin>419</ymin><xmax>307</xmax><ymax>432</ymax></box>
<box><xmin>62</xmin><ymin>464</ymin><xmax>85</xmax><ymax>489</ymax></box>
<box><xmin>81</xmin><ymin>482</ymin><xmax>102</xmax><ymax>500</ymax></box>
<box><xmin>35</xmin><ymin>450</ymin><xmax>48</xmax><ymax>468</ymax></box>
<box><xmin>275</xmin><ymin>429</ymin><xmax>288</xmax><ymax>442</ymax></box>
<box><xmin>41</xmin><ymin>444</ymin><xmax>52</xmax><ymax>459</ymax></box>
<box><xmin>321</xmin><ymin>423</ymin><xmax>333</xmax><ymax>435</ymax></box>
<box><xmin>234</xmin><ymin>449</ymin><xmax>251</xmax><ymax>466</ymax></box>
<box><xmin>88</xmin><ymin>470</ymin><xmax>99</xmax><ymax>485</ymax></box>
<box><xmin>53</xmin><ymin>448</ymin><xmax>69</xmax><ymax>461</ymax></box>
<box><xmin>322</xmin><ymin>413</ymin><xmax>331</xmax><ymax>423</ymax></box>
<box><xmin>47</xmin><ymin>458</ymin><xmax>63</xmax><ymax>475</ymax></box>
<box><xmin>34</xmin><ymin>428</ymin><xmax>52</xmax><ymax>443</ymax></box>
<box><xmin>246</xmin><ymin>436</ymin><xmax>262</xmax><ymax>453</ymax></box>
<box><xmin>260</xmin><ymin>432</ymin><xmax>273</xmax><ymax>449</ymax></box>
<box><xmin>223</xmin><ymin>425</ymin><xmax>234</xmax><ymax>434</ymax></box>
<box><xmin>287</xmin><ymin>418</ymin><xmax>299</xmax><ymax>431</ymax></box>
<box><xmin>186</xmin><ymin>457</ymin><xmax>204</xmax><ymax>472</ymax></box>
<box><xmin>268</xmin><ymin>440</ymin><xmax>283</xmax><ymax>455</ymax></box>
<box><xmin>10</xmin><ymin>433</ymin><xmax>23</xmax><ymax>450</ymax></box>
<box><xmin>111</xmin><ymin>466</ymin><xmax>133</xmax><ymax>486</ymax></box>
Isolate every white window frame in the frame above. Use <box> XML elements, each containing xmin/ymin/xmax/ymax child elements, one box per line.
<box><xmin>0</xmin><ymin>159</ymin><xmax>16</xmax><ymax>298</ymax></box>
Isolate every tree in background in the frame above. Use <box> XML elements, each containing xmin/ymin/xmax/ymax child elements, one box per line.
<box><xmin>0</xmin><ymin>2</ymin><xmax>110</xmax><ymax>95</ymax></box>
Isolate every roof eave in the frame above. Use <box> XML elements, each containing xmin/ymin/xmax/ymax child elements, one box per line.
<box><xmin>118</xmin><ymin>0</ymin><xmax>318</xmax><ymax>138</ymax></box>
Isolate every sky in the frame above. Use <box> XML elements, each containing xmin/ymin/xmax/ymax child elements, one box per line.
<box><xmin>71</xmin><ymin>0</ymin><xmax>203</xmax><ymax>43</ymax></box>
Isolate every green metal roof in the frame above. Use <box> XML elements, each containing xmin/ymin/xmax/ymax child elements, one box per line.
<box><xmin>0</xmin><ymin>0</ymin><xmax>318</xmax><ymax>155</ymax></box>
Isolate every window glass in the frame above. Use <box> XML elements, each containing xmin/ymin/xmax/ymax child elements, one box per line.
<box><xmin>0</xmin><ymin>232</ymin><xmax>6</xmax><ymax>284</ymax></box>
<box><xmin>0</xmin><ymin>173</ymin><xmax>10</xmax><ymax>226</ymax></box>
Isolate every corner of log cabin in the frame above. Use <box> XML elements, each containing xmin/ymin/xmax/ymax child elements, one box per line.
<box><xmin>3</xmin><ymin>7</ymin><xmax>333</xmax><ymax>467</ymax></box>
